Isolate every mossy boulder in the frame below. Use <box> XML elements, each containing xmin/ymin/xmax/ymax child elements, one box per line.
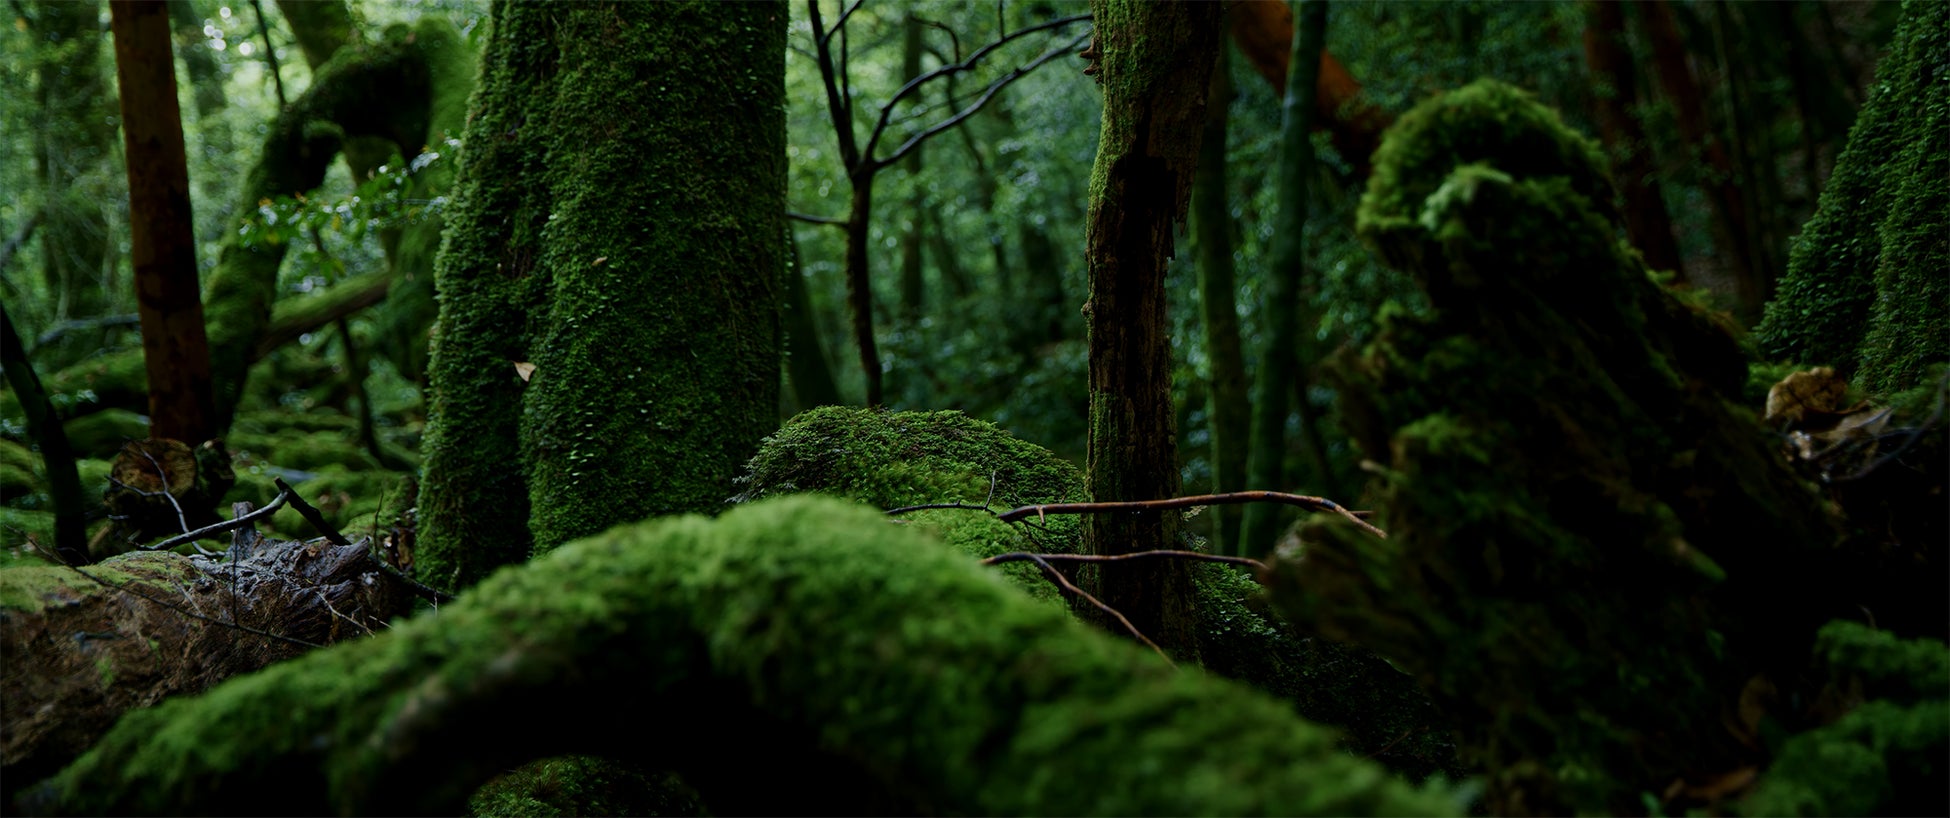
<box><xmin>1757</xmin><ymin>0</ymin><xmax>1948</xmax><ymax>395</ymax></box>
<box><xmin>1270</xmin><ymin>78</ymin><xmax>1846</xmax><ymax>814</ymax></box>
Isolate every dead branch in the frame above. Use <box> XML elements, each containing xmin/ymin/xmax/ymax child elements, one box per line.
<box><xmin>1020</xmin><ymin>552</ymin><xmax>1172</xmax><ymax>666</ymax></box>
<box><xmin>983</xmin><ymin>549</ymin><xmax>1266</xmax><ymax>571</ymax></box>
<box><xmin>997</xmin><ymin>490</ymin><xmax>1387</xmax><ymax>539</ymax></box>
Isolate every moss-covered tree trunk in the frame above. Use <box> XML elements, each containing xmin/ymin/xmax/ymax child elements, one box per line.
<box><xmin>1758</xmin><ymin>0</ymin><xmax>1947</xmax><ymax>394</ymax></box>
<box><xmin>419</xmin><ymin>0</ymin><xmax>784</xmax><ymax>585</ymax></box>
<box><xmin>1080</xmin><ymin>0</ymin><xmax>1222</xmax><ymax>656</ymax></box>
<box><xmin>1239</xmin><ymin>0</ymin><xmax>1327</xmax><ymax>557</ymax></box>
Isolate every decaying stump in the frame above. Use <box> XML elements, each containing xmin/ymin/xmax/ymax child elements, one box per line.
<box><xmin>1261</xmin><ymin>79</ymin><xmax>1850</xmax><ymax>814</ymax></box>
<box><xmin>1</xmin><ymin>526</ymin><xmax>416</xmax><ymax>798</ymax></box>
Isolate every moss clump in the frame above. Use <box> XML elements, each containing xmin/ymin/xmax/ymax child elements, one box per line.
<box><xmin>1741</xmin><ymin>622</ymin><xmax>1949</xmax><ymax>816</ymax></box>
<box><xmin>58</xmin><ymin>410</ymin><xmax>148</xmax><ymax>458</ymax></box>
<box><xmin>1757</xmin><ymin>0</ymin><xmax>1948</xmax><ymax>394</ymax></box>
<box><xmin>36</xmin><ymin>497</ymin><xmax>1457</xmax><ymax>816</ymax></box>
<box><xmin>469</xmin><ymin>756</ymin><xmax>702</xmax><ymax>818</ymax></box>
<box><xmin>1271</xmin><ymin>79</ymin><xmax>1844</xmax><ymax>814</ymax></box>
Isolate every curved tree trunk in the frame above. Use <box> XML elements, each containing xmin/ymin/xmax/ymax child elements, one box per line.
<box><xmin>1580</xmin><ymin>0</ymin><xmax>1685</xmax><ymax>281</ymax></box>
<box><xmin>1081</xmin><ymin>0</ymin><xmax>1223</xmax><ymax>657</ymax></box>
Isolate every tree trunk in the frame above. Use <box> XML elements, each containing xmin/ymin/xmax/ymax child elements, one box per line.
<box><xmin>420</xmin><ymin>0</ymin><xmax>785</xmax><ymax>577</ymax></box>
<box><xmin>1239</xmin><ymin>0</ymin><xmax>1327</xmax><ymax>558</ymax></box>
<box><xmin>1191</xmin><ymin>46</ymin><xmax>1250</xmax><ymax>557</ymax></box>
<box><xmin>1225</xmin><ymin>0</ymin><xmax>1390</xmax><ymax>176</ymax></box>
<box><xmin>897</xmin><ymin>14</ymin><xmax>926</xmax><ymax>320</ymax></box>
<box><xmin>1636</xmin><ymin>0</ymin><xmax>1762</xmax><ymax>319</ymax></box>
<box><xmin>843</xmin><ymin>179</ymin><xmax>883</xmax><ymax>406</ymax></box>
<box><xmin>0</xmin><ymin>306</ymin><xmax>89</xmax><ymax>566</ymax></box>
<box><xmin>784</xmin><ymin>231</ymin><xmax>842</xmax><ymax>409</ymax></box>
<box><xmin>1081</xmin><ymin>0</ymin><xmax>1222</xmax><ymax>657</ymax></box>
<box><xmin>110</xmin><ymin>0</ymin><xmax>216</xmax><ymax>445</ymax></box>
<box><xmin>1580</xmin><ymin>0</ymin><xmax>1686</xmax><ymax>281</ymax></box>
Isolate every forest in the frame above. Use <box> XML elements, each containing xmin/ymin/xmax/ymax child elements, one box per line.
<box><xmin>0</xmin><ymin>0</ymin><xmax>1944</xmax><ymax>814</ymax></box>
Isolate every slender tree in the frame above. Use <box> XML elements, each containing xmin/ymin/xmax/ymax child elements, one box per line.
<box><xmin>1192</xmin><ymin>46</ymin><xmax>1250</xmax><ymax>557</ymax></box>
<box><xmin>1080</xmin><ymin>0</ymin><xmax>1222</xmax><ymax>655</ymax></box>
<box><xmin>1238</xmin><ymin>0</ymin><xmax>1327</xmax><ymax>558</ymax></box>
<box><xmin>110</xmin><ymin>0</ymin><xmax>216</xmax><ymax>444</ymax></box>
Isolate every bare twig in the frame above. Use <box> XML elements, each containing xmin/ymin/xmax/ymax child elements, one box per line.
<box><xmin>274</xmin><ymin>477</ymin><xmax>352</xmax><ymax>546</ymax></box>
<box><xmin>57</xmin><ymin>562</ymin><xmax>322</xmax><ymax>650</ymax></box>
<box><xmin>864</xmin><ymin>15</ymin><xmax>1091</xmax><ymax>166</ymax></box>
<box><xmin>984</xmin><ymin>549</ymin><xmax>1266</xmax><ymax>571</ymax></box>
<box><xmin>787</xmin><ymin>210</ymin><xmax>849</xmax><ymax>227</ymax></box>
<box><xmin>1022</xmin><ymin>553</ymin><xmax>1172</xmax><ymax>666</ymax></box>
<box><xmin>885</xmin><ymin>502</ymin><xmax>998</xmax><ymax>516</ymax></box>
<box><xmin>997</xmin><ymin>491</ymin><xmax>1387</xmax><ymax>539</ymax></box>
<box><xmin>144</xmin><ymin>489</ymin><xmax>290</xmax><ymax>551</ymax></box>
<box><xmin>1834</xmin><ymin>372</ymin><xmax>1948</xmax><ymax>483</ymax></box>
<box><xmin>133</xmin><ymin>445</ymin><xmax>191</xmax><ymax>535</ymax></box>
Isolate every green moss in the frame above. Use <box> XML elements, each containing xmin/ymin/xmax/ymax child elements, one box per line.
<box><xmin>1758</xmin><ymin>0</ymin><xmax>1949</xmax><ymax>392</ymax></box>
<box><xmin>1272</xmin><ymin>78</ymin><xmax>1842</xmax><ymax>814</ymax></box>
<box><xmin>58</xmin><ymin>410</ymin><xmax>150</xmax><ymax>458</ymax></box>
<box><xmin>37</xmin><ymin>496</ymin><xmax>1458</xmax><ymax>816</ymax></box>
<box><xmin>0</xmin><ymin>508</ymin><xmax>57</xmax><ymax>552</ymax></box>
<box><xmin>0</xmin><ymin>551</ymin><xmax>187</xmax><ymax>613</ymax></box>
<box><xmin>1741</xmin><ymin>622</ymin><xmax>1950</xmax><ymax>816</ymax></box>
<box><xmin>1</xmin><ymin>439</ymin><xmax>41</xmax><ymax>506</ymax></box>
<box><xmin>265</xmin><ymin>467</ymin><xmax>404</xmax><ymax>540</ymax></box>
<box><xmin>738</xmin><ymin>407</ymin><xmax>1456</xmax><ymax>775</ymax></box>
<box><xmin>469</xmin><ymin>756</ymin><xmax>702</xmax><ymax>818</ymax></box>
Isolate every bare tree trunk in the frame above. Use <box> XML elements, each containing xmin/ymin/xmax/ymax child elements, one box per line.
<box><xmin>110</xmin><ymin>0</ymin><xmax>216</xmax><ymax>445</ymax></box>
<box><xmin>1081</xmin><ymin>0</ymin><xmax>1223</xmax><ymax>657</ymax></box>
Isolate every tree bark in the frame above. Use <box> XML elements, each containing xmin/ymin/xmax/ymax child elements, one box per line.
<box><xmin>1191</xmin><ymin>46</ymin><xmax>1250</xmax><ymax>557</ymax></box>
<box><xmin>1081</xmin><ymin>0</ymin><xmax>1222</xmax><ymax>656</ymax></box>
<box><xmin>1225</xmin><ymin>0</ymin><xmax>1390</xmax><ymax>176</ymax></box>
<box><xmin>1239</xmin><ymin>0</ymin><xmax>1327</xmax><ymax>558</ymax></box>
<box><xmin>0</xmin><ymin>306</ymin><xmax>89</xmax><ymax>566</ymax></box>
<box><xmin>110</xmin><ymin>0</ymin><xmax>217</xmax><ymax>445</ymax></box>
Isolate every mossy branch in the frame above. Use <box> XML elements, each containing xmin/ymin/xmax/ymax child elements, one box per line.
<box><xmin>31</xmin><ymin>497</ymin><xmax>1456</xmax><ymax>817</ymax></box>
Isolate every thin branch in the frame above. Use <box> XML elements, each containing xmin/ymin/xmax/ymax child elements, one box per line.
<box><xmin>1022</xmin><ymin>553</ymin><xmax>1172</xmax><ymax>666</ymax></box>
<box><xmin>862</xmin><ymin>13</ymin><xmax>1090</xmax><ymax>165</ymax></box>
<box><xmin>885</xmin><ymin>502</ymin><xmax>997</xmax><ymax>516</ymax></box>
<box><xmin>143</xmin><ymin>489</ymin><xmax>290</xmax><ymax>551</ymax></box>
<box><xmin>998</xmin><ymin>491</ymin><xmax>1387</xmax><ymax>539</ymax></box>
<box><xmin>877</xmin><ymin>30</ymin><xmax>1089</xmax><ymax>167</ymax></box>
<box><xmin>807</xmin><ymin>0</ymin><xmax>863</xmax><ymax>171</ymax></box>
<box><xmin>0</xmin><ymin>207</ymin><xmax>43</xmax><ymax>278</ymax></box>
<box><xmin>31</xmin><ymin>314</ymin><xmax>141</xmax><ymax>354</ymax></box>
<box><xmin>786</xmin><ymin>209</ymin><xmax>850</xmax><ymax>227</ymax></box>
<box><xmin>984</xmin><ymin>549</ymin><xmax>1266</xmax><ymax>571</ymax></box>
<box><xmin>274</xmin><ymin>477</ymin><xmax>352</xmax><ymax>546</ymax></box>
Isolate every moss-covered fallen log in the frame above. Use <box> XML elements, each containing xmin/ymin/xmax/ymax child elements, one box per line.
<box><xmin>1</xmin><ymin>536</ymin><xmax>414</xmax><ymax>802</ymax></box>
<box><xmin>29</xmin><ymin>497</ymin><xmax>1457</xmax><ymax>816</ymax></box>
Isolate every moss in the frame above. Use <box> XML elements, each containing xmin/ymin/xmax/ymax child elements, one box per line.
<box><xmin>1</xmin><ymin>439</ymin><xmax>41</xmax><ymax>505</ymax></box>
<box><xmin>36</xmin><ymin>496</ymin><xmax>1458</xmax><ymax>816</ymax></box>
<box><xmin>264</xmin><ymin>466</ymin><xmax>404</xmax><ymax>540</ymax></box>
<box><xmin>738</xmin><ymin>407</ymin><xmax>1456</xmax><ymax>775</ymax></box>
<box><xmin>1270</xmin><ymin>79</ymin><xmax>1844</xmax><ymax>814</ymax></box>
<box><xmin>1758</xmin><ymin>0</ymin><xmax>1949</xmax><ymax>391</ymax></box>
<box><xmin>1741</xmin><ymin>622</ymin><xmax>1950</xmax><ymax>816</ymax></box>
<box><xmin>57</xmin><ymin>410</ymin><xmax>149</xmax><ymax>458</ymax></box>
<box><xmin>0</xmin><ymin>508</ymin><xmax>57</xmax><ymax>552</ymax></box>
<box><xmin>513</xmin><ymin>1</ymin><xmax>784</xmax><ymax>552</ymax></box>
<box><xmin>469</xmin><ymin>756</ymin><xmax>702</xmax><ymax>818</ymax></box>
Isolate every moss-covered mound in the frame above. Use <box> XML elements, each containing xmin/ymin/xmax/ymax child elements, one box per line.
<box><xmin>30</xmin><ymin>497</ymin><xmax>1458</xmax><ymax>816</ymax></box>
<box><xmin>1268</xmin><ymin>79</ymin><xmax>1850</xmax><ymax>814</ymax></box>
<box><xmin>1756</xmin><ymin>0</ymin><xmax>1948</xmax><ymax>394</ymax></box>
<box><xmin>736</xmin><ymin>407</ymin><xmax>1458</xmax><ymax>778</ymax></box>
